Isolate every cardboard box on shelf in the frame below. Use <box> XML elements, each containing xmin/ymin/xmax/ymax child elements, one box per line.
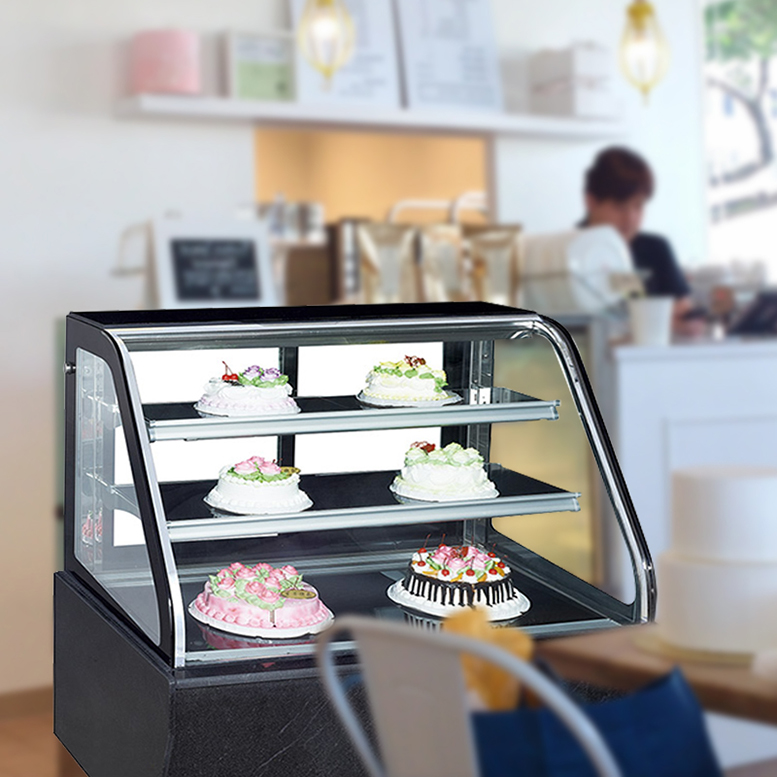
<box><xmin>527</xmin><ymin>43</ymin><xmax>618</xmax><ymax>120</ymax></box>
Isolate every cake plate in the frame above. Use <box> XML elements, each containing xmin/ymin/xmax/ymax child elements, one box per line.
<box><xmin>355</xmin><ymin>390</ymin><xmax>462</xmax><ymax>408</ymax></box>
<box><xmin>193</xmin><ymin>402</ymin><xmax>301</xmax><ymax>418</ymax></box>
<box><xmin>386</xmin><ymin>580</ymin><xmax>531</xmax><ymax>622</ymax></box>
<box><xmin>188</xmin><ymin>600</ymin><xmax>334</xmax><ymax>640</ymax></box>
<box><xmin>204</xmin><ymin>491</ymin><xmax>313</xmax><ymax>515</ymax></box>
<box><xmin>389</xmin><ymin>482</ymin><xmax>500</xmax><ymax>504</ymax></box>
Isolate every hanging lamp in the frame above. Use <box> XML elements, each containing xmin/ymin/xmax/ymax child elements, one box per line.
<box><xmin>297</xmin><ymin>0</ymin><xmax>355</xmax><ymax>87</ymax></box>
<box><xmin>620</xmin><ymin>1</ymin><xmax>670</xmax><ymax>102</ymax></box>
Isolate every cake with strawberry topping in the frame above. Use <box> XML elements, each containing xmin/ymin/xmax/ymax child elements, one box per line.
<box><xmin>189</xmin><ymin>561</ymin><xmax>333</xmax><ymax>638</ymax></box>
<box><xmin>358</xmin><ymin>355</ymin><xmax>459</xmax><ymax>407</ymax></box>
<box><xmin>204</xmin><ymin>456</ymin><xmax>312</xmax><ymax>515</ymax></box>
<box><xmin>387</xmin><ymin>543</ymin><xmax>530</xmax><ymax>621</ymax></box>
<box><xmin>195</xmin><ymin>362</ymin><xmax>300</xmax><ymax>417</ymax></box>
<box><xmin>390</xmin><ymin>441</ymin><xmax>499</xmax><ymax>502</ymax></box>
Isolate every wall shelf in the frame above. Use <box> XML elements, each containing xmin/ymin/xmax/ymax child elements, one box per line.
<box><xmin>117</xmin><ymin>94</ymin><xmax>628</xmax><ymax>141</ymax></box>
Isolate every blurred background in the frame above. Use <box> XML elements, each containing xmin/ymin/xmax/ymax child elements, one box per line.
<box><xmin>4</xmin><ymin>0</ymin><xmax>777</xmax><ymax>773</ymax></box>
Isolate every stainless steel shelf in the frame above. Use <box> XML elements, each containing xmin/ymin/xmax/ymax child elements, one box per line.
<box><xmin>163</xmin><ymin>465</ymin><xmax>580</xmax><ymax>542</ymax></box>
<box><xmin>144</xmin><ymin>388</ymin><xmax>559</xmax><ymax>442</ymax></box>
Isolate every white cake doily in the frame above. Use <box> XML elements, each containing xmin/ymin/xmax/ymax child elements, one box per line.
<box><xmin>189</xmin><ymin>600</ymin><xmax>333</xmax><ymax>639</ymax></box>
<box><xmin>390</xmin><ymin>480</ymin><xmax>499</xmax><ymax>503</ymax></box>
<box><xmin>387</xmin><ymin>581</ymin><xmax>531</xmax><ymax>621</ymax></box>
<box><xmin>204</xmin><ymin>490</ymin><xmax>313</xmax><ymax>516</ymax></box>
<box><xmin>356</xmin><ymin>391</ymin><xmax>462</xmax><ymax>409</ymax></box>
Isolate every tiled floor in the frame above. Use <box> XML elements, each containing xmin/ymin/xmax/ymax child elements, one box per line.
<box><xmin>2</xmin><ymin>708</ymin><xmax>776</xmax><ymax>777</ymax></box>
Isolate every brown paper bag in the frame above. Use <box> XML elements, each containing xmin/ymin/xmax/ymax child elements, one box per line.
<box><xmin>356</xmin><ymin>223</ymin><xmax>419</xmax><ymax>303</ymax></box>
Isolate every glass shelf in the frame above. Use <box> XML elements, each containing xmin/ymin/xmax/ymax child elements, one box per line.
<box><xmin>179</xmin><ymin>556</ymin><xmax>612</xmax><ymax>665</ymax></box>
<box><xmin>143</xmin><ymin>388</ymin><xmax>560</xmax><ymax>442</ymax></box>
<box><xmin>159</xmin><ymin>464</ymin><xmax>580</xmax><ymax>542</ymax></box>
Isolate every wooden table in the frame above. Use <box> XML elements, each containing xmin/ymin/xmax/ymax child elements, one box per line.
<box><xmin>536</xmin><ymin>624</ymin><xmax>777</xmax><ymax>725</ymax></box>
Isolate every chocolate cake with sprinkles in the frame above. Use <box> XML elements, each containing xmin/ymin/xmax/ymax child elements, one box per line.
<box><xmin>386</xmin><ymin>542</ymin><xmax>531</xmax><ymax>621</ymax></box>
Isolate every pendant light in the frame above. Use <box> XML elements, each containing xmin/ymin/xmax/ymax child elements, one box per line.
<box><xmin>297</xmin><ymin>0</ymin><xmax>355</xmax><ymax>87</ymax></box>
<box><xmin>620</xmin><ymin>1</ymin><xmax>670</xmax><ymax>102</ymax></box>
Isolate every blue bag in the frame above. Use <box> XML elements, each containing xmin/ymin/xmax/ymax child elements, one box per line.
<box><xmin>472</xmin><ymin>669</ymin><xmax>722</xmax><ymax>777</ymax></box>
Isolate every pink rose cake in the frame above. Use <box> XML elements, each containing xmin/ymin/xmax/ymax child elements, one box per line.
<box><xmin>387</xmin><ymin>542</ymin><xmax>530</xmax><ymax>621</ymax></box>
<box><xmin>204</xmin><ymin>456</ymin><xmax>312</xmax><ymax>515</ymax></box>
<box><xmin>189</xmin><ymin>562</ymin><xmax>333</xmax><ymax>638</ymax></box>
<box><xmin>195</xmin><ymin>362</ymin><xmax>300</xmax><ymax>417</ymax></box>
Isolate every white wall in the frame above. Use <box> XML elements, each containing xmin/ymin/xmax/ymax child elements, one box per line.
<box><xmin>0</xmin><ymin>0</ymin><xmax>287</xmax><ymax>695</ymax></box>
<box><xmin>490</xmin><ymin>0</ymin><xmax>709</xmax><ymax>268</ymax></box>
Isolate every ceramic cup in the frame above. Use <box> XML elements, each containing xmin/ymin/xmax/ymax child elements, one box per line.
<box><xmin>628</xmin><ymin>296</ymin><xmax>673</xmax><ymax>346</ymax></box>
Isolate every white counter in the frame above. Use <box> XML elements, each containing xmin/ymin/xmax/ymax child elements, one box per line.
<box><xmin>610</xmin><ymin>336</ymin><xmax>777</xmax><ymax>766</ymax></box>
<box><xmin>610</xmin><ymin>336</ymin><xmax>777</xmax><ymax>599</ymax></box>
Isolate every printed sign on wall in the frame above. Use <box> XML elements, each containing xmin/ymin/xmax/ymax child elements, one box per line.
<box><xmin>394</xmin><ymin>0</ymin><xmax>503</xmax><ymax>113</ymax></box>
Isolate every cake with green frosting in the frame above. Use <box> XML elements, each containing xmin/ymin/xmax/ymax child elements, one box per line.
<box><xmin>390</xmin><ymin>441</ymin><xmax>499</xmax><ymax>502</ymax></box>
<box><xmin>359</xmin><ymin>355</ymin><xmax>457</xmax><ymax>406</ymax></box>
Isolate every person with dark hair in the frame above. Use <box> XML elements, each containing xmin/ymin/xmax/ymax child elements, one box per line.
<box><xmin>583</xmin><ymin>146</ymin><xmax>696</xmax><ymax>329</ymax></box>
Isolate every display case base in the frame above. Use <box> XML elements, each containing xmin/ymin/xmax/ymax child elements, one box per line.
<box><xmin>54</xmin><ymin>573</ymin><xmax>368</xmax><ymax>777</ymax></box>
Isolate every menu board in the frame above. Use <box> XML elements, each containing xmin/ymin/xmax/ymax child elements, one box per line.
<box><xmin>394</xmin><ymin>0</ymin><xmax>503</xmax><ymax>112</ymax></box>
<box><xmin>172</xmin><ymin>240</ymin><xmax>260</xmax><ymax>301</ymax></box>
<box><xmin>151</xmin><ymin>218</ymin><xmax>276</xmax><ymax>309</ymax></box>
<box><xmin>291</xmin><ymin>0</ymin><xmax>401</xmax><ymax>108</ymax></box>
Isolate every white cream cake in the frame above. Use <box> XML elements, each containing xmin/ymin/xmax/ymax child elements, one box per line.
<box><xmin>205</xmin><ymin>456</ymin><xmax>312</xmax><ymax>515</ymax></box>
<box><xmin>359</xmin><ymin>355</ymin><xmax>457</xmax><ymax>406</ymax></box>
<box><xmin>195</xmin><ymin>363</ymin><xmax>300</xmax><ymax>417</ymax></box>
<box><xmin>658</xmin><ymin>467</ymin><xmax>777</xmax><ymax>654</ymax></box>
<box><xmin>390</xmin><ymin>442</ymin><xmax>499</xmax><ymax>502</ymax></box>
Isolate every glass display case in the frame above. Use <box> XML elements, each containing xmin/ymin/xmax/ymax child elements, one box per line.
<box><xmin>55</xmin><ymin>302</ymin><xmax>654</xmax><ymax>776</ymax></box>
<box><xmin>61</xmin><ymin>302</ymin><xmax>653</xmax><ymax>663</ymax></box>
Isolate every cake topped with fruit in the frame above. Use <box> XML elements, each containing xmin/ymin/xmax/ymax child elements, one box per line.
<box><xmin>189</xmin><ymin>561</ymin><xmax>333</xmax><ymax>638</ymax></box>
<box><xmin>387</xmin><ymin>541</ymin><xmax>530</xmax><ymax>620</ymax></box>
<box><xmin>195</xmin><ymin>362</ymin><xmax>300</xmax><ymax>417</ymax></box>
<box><xmin>204</xmin><ymin>455</ymin><xmax>312</xmax><ymax>515</ymax></box>
<box><xmin>358</xmin><ymin>355</ymin><xmax>458</xmax><ymax>407</ymax></box>
<box><xmin>390</xmin><ymin>441</ymin><xmax>499</xmax><ymax>502</ymax></box>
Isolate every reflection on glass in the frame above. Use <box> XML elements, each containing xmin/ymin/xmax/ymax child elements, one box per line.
<box><xmin>75</xmin><ymin>349</ymin><xmax>160</xmax><ymax>644</ymax></box>
<box><xmin>490</xmin><ymin>334</ymin><xmax>599</xmax><ymax>587</ymax></box>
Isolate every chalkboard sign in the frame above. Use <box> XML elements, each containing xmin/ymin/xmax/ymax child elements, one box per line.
<box><xmin>152</xmin><ymin>218</ymin><xmax>277</xmax><ymax>309</ymax></box>
<box><xmin>172</xmin><ymin>239</ymin><xmax>260</xmax><ymax>301</ymax></box>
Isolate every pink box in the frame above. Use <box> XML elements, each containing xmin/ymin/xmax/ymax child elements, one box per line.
<box><xmin>130</xmin><ymin>29</ymin><xmax>201</xmax><ymax>95</ymax></box>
